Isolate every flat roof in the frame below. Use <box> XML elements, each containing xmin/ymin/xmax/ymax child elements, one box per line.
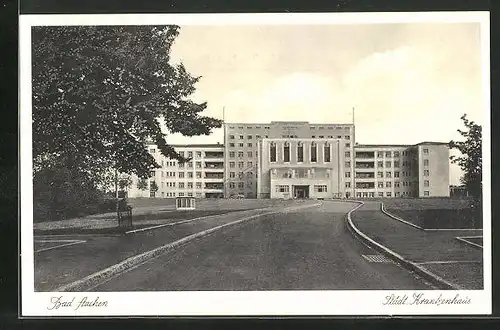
<box><xmin>356</xmin><ymin>141</ymin><xmax>449</xmax><ymax>148</ymax></box>
<box><xmin>147</xmin><ymin>143</ymin><xmax>223</xmax><ymax>148</ymax></box>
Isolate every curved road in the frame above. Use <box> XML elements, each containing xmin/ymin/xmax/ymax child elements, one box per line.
<box><xmin>92</xmin><ymin>201</ymin><xmax>432</xmax><ymax>291</ymax></box>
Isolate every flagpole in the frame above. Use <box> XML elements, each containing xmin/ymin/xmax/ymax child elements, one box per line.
<box><xmin>223</xmin><ymin>106</ymin><xmax>227</xmax><ymax>198</ymax></box>
<box><xmin>352</xmin><ymin>106</ymin><xmax>355</xmax><ymax>199</ymax></box>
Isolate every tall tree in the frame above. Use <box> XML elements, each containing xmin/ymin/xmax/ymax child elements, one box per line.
<box><xmin>449</xmin><ymin>114</ymin><xmax>482</xmax><ymax>222</ymax></box>
<box><xmin>32</xmin><ymin>25</ymin><xmax>222</xmax><ymax>183</ymax></box>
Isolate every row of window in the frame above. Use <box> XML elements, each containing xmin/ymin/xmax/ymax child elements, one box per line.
<box><xmin>156</xmin><ymin>161</ymin><xmax>225</xmax><ymax>169</ymax></box>
<box><xmin>228</xmin><ymin>161</ymin><xmax>254</xmax><ymax>168</ymax></box>
<box><xmin>228</xmin><ymin>125</ymin><xmax>351</xmax><ymax>130</ymax></box>
<box><xmin>161</xmin><ymin>192</ymin><xmax>202</xmax><ymax>197</ymax></box>
<box><xmin>229</xmin><ymin>134</ymin><xmax>352</xmax><ymax>141</ymax></box>
<box><xmin>229</xmin><ymin>171</ymin><xmax>256</xmax><ymax>178</ymax></box>
<box><xmin>230</xmin><ymin>151</ymin><xmax>255</xmax><ymax>158</ymax></box>
<box><xmin>356</xmin><ymin>191</ymin><xmax>418</xmax><ymax>198</ymax></box>
<box><xmin>270</xmin><ymin>142</ymin><xmax>331</xmax><ymax>163</ymax></box>
<box><xmin>150</xmin><ymin>149</ymin><xmax>223</xmax><ymax>158</ymax></box>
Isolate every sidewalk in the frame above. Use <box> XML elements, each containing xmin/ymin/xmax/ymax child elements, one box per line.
<box><xmin>350</xmin><ymin>201</ymin><xmax>483</xmax><ymax>290</ymax></box>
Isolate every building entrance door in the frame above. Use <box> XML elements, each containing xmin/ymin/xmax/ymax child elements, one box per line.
<box><xmin>293</xmin><ymin>185</ymin><xmax>310</xmax><ymax>199</ymax></box>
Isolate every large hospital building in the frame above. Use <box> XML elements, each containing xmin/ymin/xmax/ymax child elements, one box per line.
<box><xmin>126</xmin><ymin>121</ymin><xmax>450</xmax><ymax>199</ymax></box>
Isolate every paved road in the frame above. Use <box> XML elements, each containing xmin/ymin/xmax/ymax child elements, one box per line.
<box><xmin>93</xmin><ymin>201</ymin><xmax>432</xmax><ymax>291</ymax></box>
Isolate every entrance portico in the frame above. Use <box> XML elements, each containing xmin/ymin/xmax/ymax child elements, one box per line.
<box><xmin>293</xmin><ymin>185</ymin><xmax>310</xmax><ymax>199</ymax></box>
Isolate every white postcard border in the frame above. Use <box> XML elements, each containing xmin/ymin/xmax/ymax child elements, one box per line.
<box><xmin>20</xmin><ymin>12</ymin><xmax>491</xmax><ymax>316</ymax></box>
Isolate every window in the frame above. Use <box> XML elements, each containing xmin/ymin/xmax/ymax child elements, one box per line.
<box><xmin>149</xmin><ymin>148</ymin><xmax>155</xmax><ymax>153</ymax></box>
<box><xmin>256</xmin><ymin>135</ymin><xmax>261</xmax><ymax>139</ymax></box>
<box><xmin>423</xmin><ymin>148</ymin><xmax>429</xmax><ymax>154</ymax></box>
<box><xmin>297</xmin><ymin>142</ymin><xmax>304</xmax><ymax>162</ymax></box>
<box><xmin>345</xmin><ymin>151</ymin><xmax>351</xmax><ymax>158</ymax></box>
<box><xmin>248</xmin><ymin>143</ymin><xmax>252</xmax><ymax>147</ymax></box>
<box><xmin>238</xmin><ymin>135</ymin><xmax>243</xmax><ymax>140</ymax></box>
<box><xmin>386</xmin><ymin>182</ymin><xmax>392</xmax><ymax>188</ymax></box>
<box><xmin>394</xmin><ymin>151</ymin><xmax>400</xmax><ymax>157</ymax></box>
<box><xmin>394</xmin><ymin>161</ymin><xmax>400</xmax><ymax>168</ymax></box>
<box><xmin>247</xmin><ymin>161</ymin><xmax>253</xmax><ymax>167</ymax></box>
<box><xmin>324</xmin><ymin>143</ymin><xmax>331</xmax><ymax>162</ymax></box>
<box><xmin>178</xmin><ymin>192</ymin><xmax>185</xmax><ymax>197</ymax></box>
<box><xmin>196</xmin><ymin>192</ymin><xmax>202</xmax><ymax>197</ymax></box>
<box><xmin>386</xmin><ymin>161</ymin><xmax>391</xmax><ymax>167</ymax></box>
<box><xmin>229</xmin><ymin>151</ymin><xmax>235</xmax><ymax>158</ymax></box>
<box><xmin>238</xmin><ymin>161</ymin><xmax>244</xmax><ymax>168</ymax></box>
<box><xmin>345</xmin><ymin>161</ymin><xmax>351</xmax><ymax>168</ymax></box>
<box><xmin>395</xmin><ymin>182</ymin><xmax>400</xmax><ymax>187</ymax></box>
<box><xmin>179</xmin><ymin>172</ymin><xmax>185</xmax><ymax>178</ymax></box>
<box><xmin>280</xmin><ymin>142</ymin><xmax>290</xmax><ymax>162</ymax></box>
<box><xmin>395</xmin><ymin>192</ymin><xmax>400</xmax><ymax>197</ymax></box>
<box><xmin>319</xmin><ymin>135</ymin><xmax>324</xmax><ymax>139</ymax></box>
<box><xmin>270</xmin><ymin>143</ymin><xmax>277</xmax><ymax>162</ymax></box>
<box><xmin>229</xmin><ymin>182</ymin><xmax>235</xmax><ymax>188</ymax></box>
<box><xmin>378</xmin><ymin>192</ymin><xmax>384</xmax><ymax>197</ymax></box>
<box><xmin>394</xmin><ymin>171</ymin><xmax>400</xmax><ymax>178</ymax></box>
<box><xmin>230</xmin><ymin>172</ymin><xmax>235</xmax><ymax>178</ymax></box>
<box><xmin>276</xmin><ymin>185</ymin><xmax>290</xmax><ymax>193</ymax></box>
<box><xmin>229</xmin><ymin>161</ymin><xmax>235</xmax><ymax>168</ymax></box>
<box><xmin>314</xmin><ymin>185</ymin><xmax>328</xmax><ymax>192</ymax></box>
<box><xmin>311</xmin><ymin>142</ymin><xmax>317</xmax><ymax>162</ymax></box>
<box><xmin>386</xmin><ymin>192</ymin><xmax>392</xmax><ymax>197</ymax></box>
<box><xmin>345</xmin><ymin>135</ymin><xmax>350</xmax><ymax>140</ymax></box>
<box><xmin>345</xmin><ymin>172</ymin><xmax>351</xmax><ymax>178</ymax></box>
<box><xmin>179</xmin><ymin>182</ymin><xmax>185</xmax><ymax>188</ymax></box>
<box><xmin>378</xmin><ymin>172</ymin><xmax>383</xmax><ymax>178</ymax></box>
<box><xmin>386</xmin><ymin>151</ymin><xmax>391</xmax><ymax>157</ymax></box>
<box><xmin>386</xmin><ymin>171</ymin><xmax>392</xmax><ymax>178</ymax></box>
<box><xmin>247</xmin><ymin>135</ymin><xmax>252</xmax><ymax>140</ymax></box>
<box><xmin>238</xmin><ymin>182</ymin><xmax>244</xmax><ymax>189</ymax></box>
<box><xmin>196</xmin><ymin>151</ymin><xmax>201</xmax><ymax>158</ymax></box>
<box><xmin>238</xmin><ymin>151</ymin><xmax>244</xmax><ymax>157</ymax></box>
<box><xmin>248</xmin><ymin>151</ymin><xmax>253</xmax><ymax>157</ymax></box>
<box><xmin>424</xmin><ymin>159</ymin><xmax>429</xmax><ymax>166</ymax></box>
<box><xmin>179</xmin><ymin>162</ymin><xmax>184</xmax><ymax>168</ymax></box>
<box><xmin>187</xmin><ymin>162</ymin><xmax>193</xmax><ymax>168</ymax></box>
<box><xmin>377</xmin><ymin>152</ymin><xmax>383</xmax><ymax>158</ymax></box>
<box><xmin>345</xmin><ymin>143</ymin><xmax>351</xmax><ymax>148</ymax></box>
<box><xmin>424</xmin><ymin>169</ymin><xmax>429</xmax><ymax>176</ymax></box>
<box><xmin>424</xmin><ymin>191</ymin><xmax>430</xmax><ymax>196</ymax></box>
<box><xmin>196</xmin><ymin>161</ymin><xmax>201</xmax><ymax>168</ymax></box>
<box><xmin>187</xmin><ymin>151</ymin><xmax>193</xmax><ymax>158</ymax></box>
<box><xmin>378</xmin><ymin>161</ymin><xmax>384</xmax><ymax>167</ymax></box>
<box><xmin>229</xmin><ymin>143</ymin><xmax>235</xmax><ymax>147</ymax></box>
<box><xmin>424</xmin><ymin>180</ymin><xmax>429</xmax><ymax>187</ymax></box>
<box><xmin>378</xmin><ymin>182</ymin><xmax>384</xmax><ymax>188</ymax></box>
<box><xmin>345</xmin><ymin>182</ymin><xmax>351</xmax><ymax>188</ymax></box>
<box><xmin>238</xmin><ymin>143</ymin><xmax>244</xmax><ymax>147</ymax></box>
<box><xmin>196</xmin><ymin>172</ymin><xmax>201</xmax><ymax>179</ymax></box>
<box><xmin>188</xmin><ymin>182</ymin><xmax>193</xmax><ymax>188</ymax></box>
<box><xmin>188</xmin><ymin>172</ymin><xmax>193</xmax><ymax>178</ymax></box>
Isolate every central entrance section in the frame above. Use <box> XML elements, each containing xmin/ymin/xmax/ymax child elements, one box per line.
<box><xmin>293</xmin><ymin>185</ymin><xmax>310</xmax><ymax>199</ymax></box>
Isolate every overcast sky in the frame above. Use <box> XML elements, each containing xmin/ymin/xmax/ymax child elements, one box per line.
<box><xmin>165</xmin><ymin>22</ymin><xmax>486</xmax><ymax>185</ymax></box>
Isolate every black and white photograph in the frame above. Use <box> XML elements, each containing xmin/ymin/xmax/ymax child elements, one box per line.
<box><xmin>20</xmin><ymin>12</ymin><xmax>491</xmax><ymax>316</ymax></box>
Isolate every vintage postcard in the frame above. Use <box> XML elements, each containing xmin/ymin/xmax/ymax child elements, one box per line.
<box><xmin>19</xmin><ymin>12</ymin><xmax>491</xmax><ymax>316</ymax></box>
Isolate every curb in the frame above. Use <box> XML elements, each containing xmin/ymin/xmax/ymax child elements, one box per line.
<box><xmin>455</xmin><ymin>236</ymin><xmax>483</xmax><ymax>250</ymax></box>
<box><xmin>55</xmin><ymin>202</ymin><xmax>321</xmax><ymax>292</ymax></box>
<box><xmin>346</xmin><ymin>201</ymin><xmax>461</xmax><ymax>290</ymax></box>
<box><xmin>380</xmin><ymin>203</ymin><xmax>425</xmax><ymax>230</ymax></box>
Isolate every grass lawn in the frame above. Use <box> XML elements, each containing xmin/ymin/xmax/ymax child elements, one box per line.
<box><xmin>33</xmin><ymin>209</ymin><xmax>244</xmax><ymax>235</ymax></box>
<box><xmin>458</xmin><ymin>236</ymin><xmax>483</xmax><ymax>247</ymax></box>
<box><xmin>382</xmin><ymin>198</ymin><xmax>481</xmax><ymax>229</ymax></box>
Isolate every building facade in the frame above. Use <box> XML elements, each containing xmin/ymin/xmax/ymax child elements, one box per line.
<box><xmin>224</xmin><ymin>121</ymin><xmax>355</xmax><ymax>198</ymax></box>
<box><xmin>257</xmin><ymin>138</ymin><xmax>348</xmax><ymax>199</ymax></box>
<box><xmin>125</xmin><ymin>123</ymin><xmax>450</xmax><ymax>199</ymax></box>
<box><xmin>351</xmin><ymin>142</ymin><xmax>450</xmax><ymax>198</ymax></box>
<box><xmin>126</xmin><ymin>144</ymin><xmax>224</xmax><ymax>199</ymax></box>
